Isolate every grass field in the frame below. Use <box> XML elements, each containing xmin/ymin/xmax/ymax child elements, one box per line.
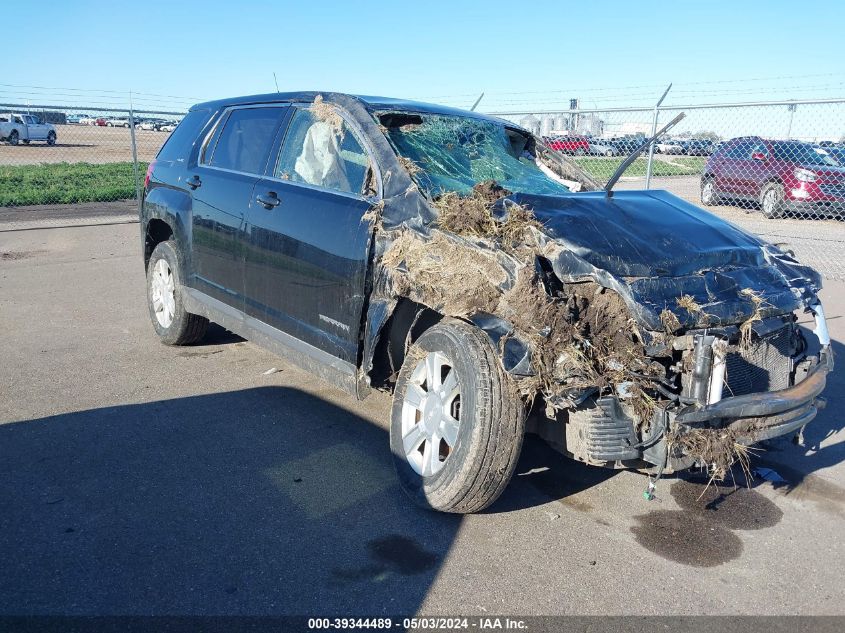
<box><xmin>575</xmin><ymin>156</ymin><xmax>706</xmax><ymax>180</ymax></box>
<box><xmin>0</xmin><ymin>162</ymin><xmax>146</xmax><ymax>206</ymax></box>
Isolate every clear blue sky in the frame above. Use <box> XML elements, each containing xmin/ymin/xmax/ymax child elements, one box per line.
<box><xmin>1</xmin><ymin>0</ymin><xmax>844</xmax><ymax>114</ymax></box>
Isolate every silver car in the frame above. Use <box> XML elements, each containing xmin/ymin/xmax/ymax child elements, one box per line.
<box><xmin>587</xmin><ymin>140</ymin><xmax>618</xmax><ymax>157</ymax></box>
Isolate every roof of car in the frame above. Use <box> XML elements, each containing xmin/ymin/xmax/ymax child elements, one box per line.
<box><xmin>190</xmin><ymin>91</ymin><xmax>503</xmax><ymax>123</ymax></box>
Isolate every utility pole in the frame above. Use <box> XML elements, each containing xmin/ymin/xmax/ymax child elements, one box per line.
<box><xmin>129</xmin><ymin>91</ymin><xmax>140</xmax><ymax>209</ymax></box>
<box><xmin>787</xmin><ymin>103</ymin><xmax>797</xmax><ymax>139</ymax></box>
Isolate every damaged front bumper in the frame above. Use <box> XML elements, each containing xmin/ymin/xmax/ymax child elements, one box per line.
<box><xmin>675</xmin><ymin>346</ymin><xmax>832</xmax><ymax>441</ymax></box>
<box><xmin>674</xmin><ymin>301</ymin><xmax>832</xmax><ymax>442</ymax></box>
<box><xmin>659</xmin><ymin>302</ymin><xmax>833</xmax><ymax>471</ymax></box>
<box><xmin>547</xmin><ymin>303</ymin><xmax>834</xmax><ymax>472</ymax></box>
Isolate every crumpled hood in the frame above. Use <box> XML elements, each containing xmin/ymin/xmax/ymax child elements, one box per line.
<box><xmin>512</xmin><ymin>189</ymin><xmax>766</xmax><ymax>278</ymax></box>
<box><xmin>505</xmin><ymin>189</ymin><xmax>822</xmax><ymax>331</ymax></box>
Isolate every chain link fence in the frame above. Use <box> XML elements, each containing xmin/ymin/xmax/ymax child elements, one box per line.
<box><xmin>0</xmin><ymin>103</ymin><xmax>184</xmax><ymax>208</ymax></box>
<box><xmin>495</xmin><ymin>98</ymin><xmax>845</xmax><ymax>279</ymax></box>
<box><xmin>2</xmin><ymin>96</ymin><xmax>845</xmax><ymax>280</ymax></box>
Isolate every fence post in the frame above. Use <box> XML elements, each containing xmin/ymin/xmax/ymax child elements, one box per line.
<box><xmin>128</xmin><ymin>92</ymin><xmax>140</xmax><ymax>211</ymax></box>
<box><xmin>645</xmin><ymin>83</ymin><xmax>672</xmax><ymax>190</ymax></box>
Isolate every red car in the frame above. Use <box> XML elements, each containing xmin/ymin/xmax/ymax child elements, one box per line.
<box><xmin>701</xmin><ymin>136</ymin><xmax>845</xmax><ymax>218</ymax></box>
<box><xmin>94</xmin><ymin>118</ymin><xmax>107</xmax><ymax>127</ymax></box>
<box><xmin>544</xmin><ymin>135</ymin><xmax>590</xmax><ymax>156</ymax></box>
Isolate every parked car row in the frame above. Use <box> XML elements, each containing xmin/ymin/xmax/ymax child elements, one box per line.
<box><xmin>700</xmin><ymin>136</ymin><xmax>844</xmax><ymax>218</ymax></box>
<box><xmin>654</xmin><ymin>138</ymin><xmax>716</xmax><ymax>155</ymax></box>
<box><xmin>544</xmin><ymin>133</ymin><xmax>718</xmax><ymax>158</ymax></box>
<box><xmin>543</xmin><ymin>134</ymin><xmax>648</xmax><ymax>157</ymax></box>
<box><xmin>67</xmin><ymin>114</ymin><xmax>180</xmax><ymax>130</ymax></box>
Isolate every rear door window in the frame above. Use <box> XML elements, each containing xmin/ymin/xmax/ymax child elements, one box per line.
<box><xmin>208</xmin><ymin>107</ymin><xmax>286</xmax><ymax>175</ymax></box>
<box><xmin>274</xmin><ymin>107</ymin><xmax>371</xmax><ymax>196</ymax></box>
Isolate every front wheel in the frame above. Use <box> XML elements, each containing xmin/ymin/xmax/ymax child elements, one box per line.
<box><xmin>390</xmin><ymin>319</ymin><xmax>526</xmax><ymax>513</ymax></box>
<box><xmin>46</xmin><ymin>132</ymin><xmax>56</xmax><ymax>146</ymax></box>
<box><xmin>146</xmin><ymin>240</ymin><xmax>208</xmax><ymax>345</ymax></box>
<box><xmin>760</xmin><ymin>182</ymin><xmax>785</xmax><ymax>219</ymax></box>
<box><xmin>575</xmin><ymin>148</ymin><xmax>585</xmax><ymax>156</ymax></box>
<box><xmin>701</xmin><ymin>177</ymin><xmax>720</xmax><ymax>206</ymax></box>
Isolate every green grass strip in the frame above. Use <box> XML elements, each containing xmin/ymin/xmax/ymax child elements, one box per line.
<box><xmin>574</xmin><ymin>156</ymin><xmax>706</xmax><ymax>180</ymax></box>
<box><xmin>0</xmin><ymin>162</ymin><xmax>148</xmax><ymax>206</ymax></box>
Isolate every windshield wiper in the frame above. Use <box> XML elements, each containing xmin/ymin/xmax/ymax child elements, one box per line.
<box><xmin>604</xmin><ymin>112</ymin><xmax>686</xmax><ymax>196</ymax></box>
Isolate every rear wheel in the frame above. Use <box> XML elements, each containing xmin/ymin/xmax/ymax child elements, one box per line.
<box><xmin>390</xmin><ymin>319</ymin><xmax>526</xmax><ymax>513</ymax></box>
<box><xmin>575</xmin><ymin>148</ymin><xmax>586</xmax><ymax>156</ymax></box>
<box><xmin>760</xmin><ymin>182</ymin><xmax>785</xmax><ymax>219</ymax></box>
<box><xmin>146</xmin><ymin>240</ymin><xmax>208</xmax><ymax>345</ymax></box>
<box><xmin>7</xmin><ymin>130</ymin><xmax>18</xmax><ymax>145</ymax></box>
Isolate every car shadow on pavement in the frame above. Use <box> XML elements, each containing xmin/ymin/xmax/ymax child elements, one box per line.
<box><xmin>489</xmin><ymin>434</ymin><xmax>617</xmax><ymax>513</ymax></box>
<box><xmin>0</xmin><ymin>387</ymin><xmax>460</xmax><ymax>615</ymax></box>
<box><xmin>200</xmin><ymin>322</ymin><xmax>246</xmax><ymax>346</ymax></box>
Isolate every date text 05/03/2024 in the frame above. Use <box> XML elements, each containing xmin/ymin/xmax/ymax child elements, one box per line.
<box><xmin>307</xmin><ymin>617</ymin><xmax>529</xmax><ymax>630</ymax></box>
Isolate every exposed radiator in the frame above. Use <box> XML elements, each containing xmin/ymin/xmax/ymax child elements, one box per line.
<box><xmin>723</xmin><ymin>325</ymin><xmax>794</xmax><ymax>396</ymax></box>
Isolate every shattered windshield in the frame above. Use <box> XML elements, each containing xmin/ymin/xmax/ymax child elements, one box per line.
<box><xmin>378</xmin><ymin>112</ymin><xmax>573</xmax><ymax>197</ymax></box>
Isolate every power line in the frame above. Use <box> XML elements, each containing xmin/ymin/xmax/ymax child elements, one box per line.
<box><xmin>0</xmin><ymin>82</ymin><xmax>208</xmax><ymax>102</ymax></box>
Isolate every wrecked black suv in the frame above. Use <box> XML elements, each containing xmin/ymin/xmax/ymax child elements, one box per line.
<box><xmin>141</xmin><ymin>92</ymin><xmax>832</xmax><ymax>513</ymax></box>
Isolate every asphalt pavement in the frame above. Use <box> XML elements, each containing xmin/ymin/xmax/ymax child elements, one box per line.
<box><xmin>1</xmin><ymin>221</ymin><xmax>844</xmax><ymax>616</ymax></box>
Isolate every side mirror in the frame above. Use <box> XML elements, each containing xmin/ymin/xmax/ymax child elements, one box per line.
<box><xmin>751</xmin><ymin>152</ymin><xmax>766</xmax><ymax>161</ymax></box>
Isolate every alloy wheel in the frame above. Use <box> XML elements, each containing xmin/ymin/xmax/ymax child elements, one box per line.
<box><xmin>702</xmin><ymin>181</ymin><xmax>715</xmax><ymax>204</ymax></box>
<box><xmin>150</xmin><ymin>259</ymin><xmax>176</xmax><ymax>328</ymax></box>
<box><xmin>400</xmin><ymin>351</ymin><xmax>461</xmax><ymax>476</ymax></box>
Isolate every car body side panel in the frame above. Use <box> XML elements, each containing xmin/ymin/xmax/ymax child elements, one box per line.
<box><xmin>735</xmin><ymin>141</ymin><xmax>771</xmax><ymax>197</ymax></box>
<box><xmin>24</xmin><ymin>117</ymin><xmax>49</xmax><ymax>140</ymax></box>
<box><xmin>245</xmin><ymin>179</ymin><xmax>374</xmax><ymax>364</ymax></box>
<box><xmin>188</xmin><ymin>167</ymin><xmax>258</xmax><ymax>310</ymax></box>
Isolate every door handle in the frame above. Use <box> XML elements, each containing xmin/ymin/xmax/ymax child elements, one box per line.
<box><xmin>256</xmin><ymin>192</ymin><xmax>281</xmax><ymax>209</ymax></box>
<box><xmin>185</xmin><ymin>175</ymin><xmax>202</xmax><ymax>190</ymax></box>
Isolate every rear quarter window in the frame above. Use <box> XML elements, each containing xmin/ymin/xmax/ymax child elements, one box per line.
<box><xmin>156</xmin><ymin>109</ymin><xmax>212</xmax><ymax>163</ymax></box>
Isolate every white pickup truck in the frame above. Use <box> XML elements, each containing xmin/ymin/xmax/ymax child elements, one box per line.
<box><xmin>0</xmin><ymin>113</ymin><xmax>57</xmax><ymax>145</ymax></box>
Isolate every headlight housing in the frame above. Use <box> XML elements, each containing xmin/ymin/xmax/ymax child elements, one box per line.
<box><xmin>794</xmin><ymin>167</ymin><xmax>817</xmax><ymax>182</ymax></box>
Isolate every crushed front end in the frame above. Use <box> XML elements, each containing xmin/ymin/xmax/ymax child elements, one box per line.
<box><xmin>534</xmin><ymin>297</ymin><xmax>832</xmax><ymax>479</ymax></box>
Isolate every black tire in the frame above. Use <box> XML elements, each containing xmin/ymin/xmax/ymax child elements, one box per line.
<box><xmin>760</xmin><ymin>182</ymin><xmax>785</xmax><ymax>219</ymax></box>
<box><xmin>46</xmin><ymin>131</ymin><xmax>56</xmax><ymax>146</ymax></box>
<box><xmin>8</xmin><ymin>130</ymin><xmax>18</xmax><ymax>145</ymax></box>
<box><xmin>575</xmin><ymin>148</ymin><xmax>586</xmax><ymax>156</ymax></box>
<box><xmin>700</xmin><ymin>176</ymin><xmax>720</xmax><ymax>206</ymax></box>
<box><xmin>146</xmin><ymin>240</ymin><xmax>208</xmax><ymax>345</ymax></box>
<box><xmin>390</xmin><ymin>319</ymin><xmax>525</xmax><ymax>513</ymax></box>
